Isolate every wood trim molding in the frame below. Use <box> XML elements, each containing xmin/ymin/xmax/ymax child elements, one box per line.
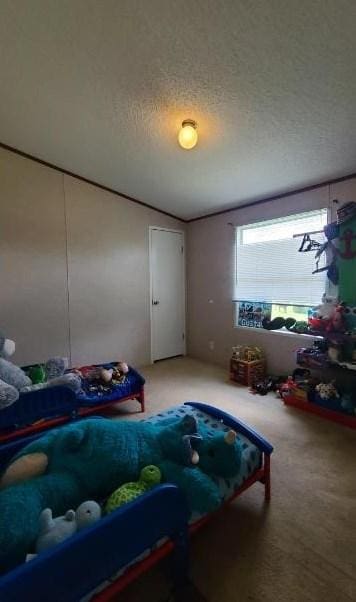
<box><xmin>0</xmin><ymin>141</ymin><xmax>185</xmax><ymax>223</ymax></box>
<box><xmin>1</xmin><ymin>140</ymin><xmax>355</xmax><ymax>223</ymax></box>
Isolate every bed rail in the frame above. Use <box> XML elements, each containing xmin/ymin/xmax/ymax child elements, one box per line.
<box><xmin>0</xmin><ymin>484</ymin><xmax>189</xmax><ymax>602</ymax></box>
<box><xmin>185</xmin><ymin>401</ymin><xmax>274</xmax><ymax>454</ymax></box>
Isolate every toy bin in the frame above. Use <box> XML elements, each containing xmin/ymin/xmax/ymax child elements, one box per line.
<box><xmin>230</xmin><ymin>358</ymin><xmax>265</xmax><ymax>387</ymax></box>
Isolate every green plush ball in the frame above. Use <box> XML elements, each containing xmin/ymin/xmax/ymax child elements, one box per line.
<box><xmin>105</xmin><ymin>465</ymin><xmax>161</xmax><ymax>514</ymax></box>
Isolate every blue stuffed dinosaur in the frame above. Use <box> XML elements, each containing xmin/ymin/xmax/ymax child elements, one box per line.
<box><xmin>0</xmin><ymin>415</ymin><xmax>241</xmax><ymax>570</ymax></box>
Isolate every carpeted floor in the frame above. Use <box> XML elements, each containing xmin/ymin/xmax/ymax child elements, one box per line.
<box><xmin>113</xmin><ymin>357</ymin><xmax>356</xmax><ymax>602</ymax></box>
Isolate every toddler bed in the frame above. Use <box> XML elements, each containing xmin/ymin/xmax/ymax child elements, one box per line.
<box><xmin>0</xmin><ymin>365</ymin><xmax>145</xmax><ymax>444</ymax></box>
<box><xmin>0</xmin><ymin>402</ymin><xmax>273</xmax><ymax>602</ymax></box>
<box><xmin>74</xmin><ymin>363</ymin><xmax>145</xmax><ymax>416</ymax></box>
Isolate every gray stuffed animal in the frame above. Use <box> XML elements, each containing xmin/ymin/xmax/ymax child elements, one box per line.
<box><xmin>35</xmin><ymin>501</ymin><xmax>102</xmax><ymax>553</ymax></box>
<box><xmin>0</xmin><ymin>334</ymin><xmax>31</xmax><ymax>409</ymax></box>
<box><xmin>0</xmin><ymin>333</ymin><xmax>82</xmax><ymax>410</ymax></box>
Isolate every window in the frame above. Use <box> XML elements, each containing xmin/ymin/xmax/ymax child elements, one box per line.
<box><xmin>234</xmin><ymin>209</ymin><xmax>328</xmax><ymax>328</ymax></box>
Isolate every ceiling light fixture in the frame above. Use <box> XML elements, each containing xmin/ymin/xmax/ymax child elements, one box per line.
<box><xmin>178</xmin><ymin>119</ymin><xmax>198</xmax><ymax>150</ymax></box>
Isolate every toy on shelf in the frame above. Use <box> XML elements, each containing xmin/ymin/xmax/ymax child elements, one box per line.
<box><xmin>296</xmin><ymin>341</ymin><xmax>328</xmax><ymax>370</ymax></box>
<box><xmin>312</xmin><ymin>381</ymin><xmax>356</xmax><ymax>415</ymax></box>
<box><xmin>105</xmin><ymin>465</ymin><xmax>161</xmax><ymax>513</ymax></box>
<box><xmin>308</xmin><ymin>296</ymin><xmax>347</xmax><ymax>335</ymax></box>
<box><xmin>315</xmin><ymin>381</ymin><xmax>339</xmax><ymax>401</ymax></box>
<box><xmin>278</xmin><ymin>368</ymin><xmax>322</xmax><ymax>404</ymax></box>
<box><xmin>36</xmin><ymin>501</ymin><xmax>102</xmax><ymax>554</ymax></box>
<box><xmin>279</xmin><ymin>373</ymin><xmax>312</xmax><ymax>402</ymax></box>
<box><xmin>297</xmin><ymin>322</ymin><xmax>356</xmax><ymax>370</ymax></box>
<box><xmin>230</xmin><ymin>346</ymin><xmax>265</xmax><ymax>387</ymax></box>
<box><xmin>279</xmin><ymin>376</ymin><xmax>296</xmax><ymax>399</ymax></box>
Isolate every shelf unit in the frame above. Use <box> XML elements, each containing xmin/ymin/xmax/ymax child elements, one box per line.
<box><xmin>283</xmin><ymin>394</ymin><xmax>356</xmax><ymax>430</ymax></box>
<box><xmin>283</xmin><ymin>329</ymin><xmax>356</xmax><ymax>429</ymax></box>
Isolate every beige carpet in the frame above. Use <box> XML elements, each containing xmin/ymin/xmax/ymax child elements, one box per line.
<box><xmin>112</xmin><ymin>357</ymin><xmax>356</xmax><ymax>602</ymax></box>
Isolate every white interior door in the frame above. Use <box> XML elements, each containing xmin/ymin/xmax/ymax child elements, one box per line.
<box><xmin>150</xmin><ymin>228</ymin><xmax>185</xmax><ymax>362</ymax></box>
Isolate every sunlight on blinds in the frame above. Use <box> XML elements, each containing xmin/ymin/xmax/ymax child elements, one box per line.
<box><xmin>234</xmin><ymin>209</ymin><xmax>328</xmax><ymax>306</ymax></box>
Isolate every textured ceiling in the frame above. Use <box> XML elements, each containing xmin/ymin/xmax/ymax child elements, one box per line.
<box><xmin>0</xmin><ymin>0</ymin><xmax>356</xmax><ymax>219</ymax></box>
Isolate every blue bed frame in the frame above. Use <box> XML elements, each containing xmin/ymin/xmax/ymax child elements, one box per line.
<box><xmin>0</xmin><ymin>366</ymin><xmax>145</xmax><ymax>444</ymax></box>
<box><xmin>0</xmin><ymin>402</ymin><xmax>273</xmax><ymax>602</ymax></box>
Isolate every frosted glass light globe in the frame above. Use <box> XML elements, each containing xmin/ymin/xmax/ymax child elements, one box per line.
<box><xmin>178</xmin><ymin>120</ymin><xmax>198</xmax><ymax>150</ymax></box>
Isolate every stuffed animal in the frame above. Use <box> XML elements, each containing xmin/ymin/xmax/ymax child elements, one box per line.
<box><xmin>45</xmin><ymin>357</ymin><xmax>68</xmax><ymax>380</ymax></box>
<box><xmin>100</xmin><ymin>368</ymin><xmax>113</xmax><ymax>383</ymax></box>
<box><xmin>325</xmin><ymin>304</ymin><xmax>346</xmax><ymax>333</ymax></box>
<box><xmin>105</xmin><ymin>465</ymin><xmax>161</xmax><ymax>513</ymax></box>
<box><xmin>0</xmin><ymin>332</ymin><xmax>81</xmax><ymax>406</ymax></box>
<box><xmin>118</xmin><ymin>361</ymin><xmax>129</xmax><ymax>374</ymax></box>
<box><xmin>36</xmin><ymin>500</ymin><xmax>101</xmax><ymax>553</ymax></box>
<box><xmin>101</xmin><ymin>362</ymin><xmax>129</xmax><ymax>385</ymax></box>
<box><xmin>0</xmin><ymin>414</ymin><xmax>241</xmax><ymax>570</ymax></box>
<box><xmin>20</xmin><ymin>373</ymin><xmax>82</xmax><ymax>395</ymax></box>
<box><xmin>28</xmin><ymin>365</ymin><xmax>47</xmax><ymax>385</ymax></box>
<box><xmin>313</xmin><ymin>295</ymin><xmax>338</xmax><ymax>320</ymax></box>
<box><xmin>23</xmin><ymin>357</ymin><xmax>81</xmax><ymax>393</ymax></box>
<box><xmin>315</xmin><ymin>382</ymin><xmax>340</xmax><ymax>400</ymax></box>
<box><xmin>0</xmin><ymin>334</ymin><xmax>32</xmax><ymax>409</ymax></box>
<box><xmin>77</xmin><ymin>361</ymin><xmax>129</xmax><ymax>386</ymax></box>
<box><xmin>311</xmin><ymin>297</ymin><xmax>347</xmax><ymax>334</ymax></box>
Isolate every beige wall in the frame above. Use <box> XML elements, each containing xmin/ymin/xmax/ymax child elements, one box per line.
<box><xmin>0</xmin><ymin>149</ymin><xmax>70</xmax><ymax>365</ymax></box>
<box><xmin>64</xmin><ymin>176</ymin><xmax>184</xmax><ymax>367</ymax></box>
<box><xmin>0</xmin><ymin>148</ymin><xmax>184</xmax><ymax>367</ymax></box>
<box><xmin>187</xmin><ymin>181</ymin><xmax>356</xmax><ymax>374</ymax></box>
<box><xmin>2</xmin><ymin>143</ymin><xmax>355</xmax><ymax>373</ymax></box>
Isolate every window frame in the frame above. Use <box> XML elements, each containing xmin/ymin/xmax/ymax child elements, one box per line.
<box><xmin>233</xmin><ymin>208</ymin><xmax>330</xmax><ymax>331</ymax></box>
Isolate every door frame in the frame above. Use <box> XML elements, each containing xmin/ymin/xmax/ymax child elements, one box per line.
<box><xmin>149</xmin><ymin>226</ymin><xmax>186</xmax><ymax>363</ymax></box>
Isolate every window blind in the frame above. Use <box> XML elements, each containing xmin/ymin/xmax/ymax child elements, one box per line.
<box><xmin>234</xmin><ymin>209</ymin><xmax>328</xmax><ymax>306</ymax></box>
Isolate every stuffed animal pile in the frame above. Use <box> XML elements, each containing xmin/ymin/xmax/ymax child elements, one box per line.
<box><xmin>0</xmin><ymin>414</ymin><xmax>241</xmax><ymax>571</ymax></box>
<box><xmin>0</xmin><ymin>332</ymin><xmax>81</xmax><ymax>409</ymax></box>
<box><xmin>71</xmin><ymin>361</ymin><xmax>129</xmax><ymax>398</ymax></box>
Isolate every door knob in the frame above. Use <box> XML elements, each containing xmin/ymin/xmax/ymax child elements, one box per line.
<box><xmin>152</xmin><ymin>300</ymin><xmax>160</xmax><ymax>305</ymax></box>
